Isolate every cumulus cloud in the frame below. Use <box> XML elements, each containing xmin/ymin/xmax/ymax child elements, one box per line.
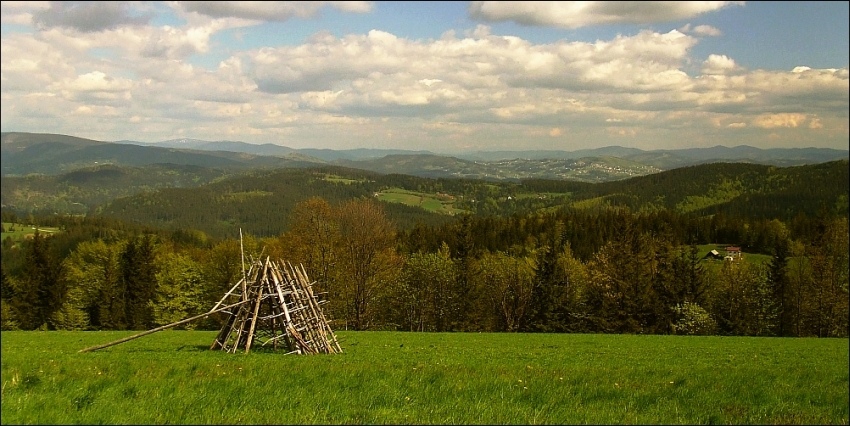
<box><xmin>2</xmin><ymin>1</ymin><xmax>847</xmax><ymax>151</ymax></box>
<box><xmin>752</xmin><ymin>113</ymin><xmax>808</xmax><ymax>128</ymax></box>
<box><xmin>692</xmin><ymin>24</ymin><xmax>723</xmax><ymax>36</ymax></box>
<box><xmin>177</xmin><ymin>1</ymin><xmax>372</xmax><ymax>21</ymax></box>
<box><xmin>64</xmin><ymin>71</ymin><xmax>133</xmax><ymax>92</ymax></box>
<box><xmin>701</xmin><ymin>54</ymin><xmax>740</xmax><ymax>75</ymax></box>
<box><xmin>0</xmin><ymin>32</ymin><xmax>77</xmax><ymax>92</ymax></box>
<box><xmin>140</xmin><ymin>25</ymin><xmax>217</xmax><ymax>59</ymax></box>
<box><xmin>245</xmin><ymin>26</ymin><xmax>699</xmax><ymax>114</ymax></box>
<box><xmin>808</xmin><ymin>117</ymin><xmax>823</xmax><ymax>129</ymax></box>
<box><xmin>1</xmin><ymin>1</ymin><xmax>52</xmax><ymax>25</ymax></box>
<box><xmin>32</xmin><ymin>1</ymin><xmax>153</xmax><ymax>32</ymax></box>
<box><xmin>48</xmin><ymin>71</ymin><xmax>135</xmax><ymax>105</ymax></box>
<box><xmin>469</xmin><ymin>1</ymin><xmax>744</xmax><ymax>29</ymax></box>
<box><xmin>680</xmin><ymin>23</ymin><xmax>723</xmax><ymax>36</ymax></box>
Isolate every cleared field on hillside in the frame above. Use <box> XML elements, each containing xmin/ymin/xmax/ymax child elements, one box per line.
<box><xmin>1</xmin><ymin>222</ymin><xmax>61</xmax><ymax>242</ymax></box>
<box><xmin>376</xmin><ymin>188</ymin><xmax>467</xmax><ymax>215</ymax></box>
<box><xmin>695</xmin><ymin>243</ymin><xmax>773</xmax><ymax>266</ymax></box>
<box><xmin>1</xmin><ymin>331</ymin><xmax>847</xmax><ymax>424</ymax></box>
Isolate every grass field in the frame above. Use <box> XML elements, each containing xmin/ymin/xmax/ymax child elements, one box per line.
<box><xmin>695</xmin><ymin>243</ymin><xmax>773</xmax><ymax>268</ymax></box>
<box><xmin>1</xmin><ymin>331</ymin><xmax>847</xmax><ymax>424</ymax></box>
<box><xmin>1</xmin><ymin>222</ymin><xmax>61</xmax><ymax>243</ymax></box>
<box><xmin>376</xmin><ymin>188</ymin><xmax>467</xmax><ymax>215</ymax></box>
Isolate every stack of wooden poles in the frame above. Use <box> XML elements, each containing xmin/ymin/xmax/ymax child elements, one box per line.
<box><xmin>209</xmin><ymin>256</ymin><xmax>342</xmax><ymax>355</ymax></box>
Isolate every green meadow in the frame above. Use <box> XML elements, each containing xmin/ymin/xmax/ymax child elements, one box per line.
<box><xmin>1</xmin><ymin>222</ymin><xmax>61</xmax><ymax>243</ymax></box>
<box><xmin>376</xmin><ymin>188</ymin><xmax>467</xmax><ymax>215</ymax></box>
<box><xmin>1</xmin><ymin>331</ymin><xmax>847</xmax><ymax>424</ymax></box>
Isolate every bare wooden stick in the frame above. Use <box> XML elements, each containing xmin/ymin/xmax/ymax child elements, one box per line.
<box><xmin>210</xmin><ymin>278</ymin><xmax>246</xmax><ymax>312</ymax></box>
<box><xmin>239</xmin><ymin>228</ymin><xmax>248</xmax><ymax>303</ymax></box>
<box><xmin>79</xmin><ymin>299</ymin><xmax>251</xmax><ymax>353</ymax></box>
<box><xmin>244</xmin><ymin>258</ymin><xmax>268</xmax><ymax>353</ymax></box>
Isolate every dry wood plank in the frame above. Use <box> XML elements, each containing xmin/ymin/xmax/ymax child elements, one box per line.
<box><xmin>80</xmin><ymin>299</ymin><xmax>251</xmax><ymax>353</ymax></box>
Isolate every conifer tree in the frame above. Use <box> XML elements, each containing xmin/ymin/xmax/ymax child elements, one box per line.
<box><xmin>1</xmin><ymin>263</ymin><xmax>19</xmax><ymax>330</ymax></box>
<box><xmin>526</xmin><ymin>219</ymin><xmax>566</xmax><ymax>332</ymax></box>
<box><xmin>13</xmin><ymin>231</ymin><xmax>63</xmax><ymax>329</ymax></box>
<box><xmin>768</xmin><ymin>237</ymin><xmax>792</xmax><ymax>336</ymax></box>
<box><xmin>451</xmin><ymin>214</ymin><xmax>479</xmax><ymax>330</ymax></box>
<box><xmin>121</xmin><ymin>234</ymin><xmax>158</xmax><ymax>330</ymax></box>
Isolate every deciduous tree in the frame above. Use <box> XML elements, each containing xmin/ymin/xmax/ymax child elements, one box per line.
<box><xmin>334</xmin><ymin>198</ymin><xmax>400</xmax><ymax>330</ymax></box>
<box><xmin>473</xmin><ymin>250</ymin><xmax>536</xmax><ymax>332</ymax></box>
<box><xmin>54</xmin><ymin>239</ymin><xmax>122</xmax><ymax>330</ymax></box>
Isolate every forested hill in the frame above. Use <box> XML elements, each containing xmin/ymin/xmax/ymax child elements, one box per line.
<box><xmin>93</xmin><ymin>166</ymin><xmax>458</xmax><ymax>239</ymax></box>
<box><xmin>89</xmin><ymin>160</ymin><xmax>849</xmax><ymax>240</ymax></box>
<box><xmin>1</xmin><ymin>163</ymin><xmax>236</xmax><ymax>215</ymax></box>
<box><xmin>539</xmin><ymin>160</ymin><xmax>850</xmax><ymax>219</ymax></box>
<box><xmin>1</xmin><ymin>132</ymin><xmax>323</xmax><ymax>175</ymax></box>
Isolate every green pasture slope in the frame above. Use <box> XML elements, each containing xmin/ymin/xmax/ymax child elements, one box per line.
<box><xmin>376</xmin><ymin>188</ymin><xmax>467</xmax><ymax>215</ymax></box>
<box><xmin>1</xmin><ymin>222</ymin><xmax>60</xmax><ymax>242</ymax></box>
<box><xmin>1</xmin><ymin>331</ymin><xmax>847</xmax><ymax>424</ymax></box>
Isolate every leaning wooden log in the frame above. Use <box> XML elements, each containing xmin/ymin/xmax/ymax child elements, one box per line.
<box><xmin>78</xmin><ymin>299</ymin><xmax>252</xmax><ymax>353</ymax></box>
<box><xmin>243</xmin><ymin>268</ymin><xmax>266</xmax><ymax>354</ymax></box>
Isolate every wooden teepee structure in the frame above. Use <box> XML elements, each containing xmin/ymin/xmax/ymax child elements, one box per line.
<box><xmin>79</xmin><ymin>256</ymin><xmax>341</xmax><ymax>355</ymax></box>
<box><xmin>210</xmin><ymin>256</ymin><xmax>342</xmax><ymax>354</ymax></box>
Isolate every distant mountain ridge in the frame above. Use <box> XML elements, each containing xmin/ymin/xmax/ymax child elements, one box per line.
<box><xmin>3</xmin><ymin>132</ymin><xmax>847</xmax><ymax>180</ymax></box>
<box><xmin>2</xmin><ymin>132</ymin><xmax>319</xmax><ymax>176</ymax></box>
<box><xmin>126</xmin><ymin>135</ymin><xmax>848</xmax><ymax>167</ymax></box>
<box><xmin>127</xmin><ymin>137</ymin><xmax>436</xmax><ymax>161</ymax></box>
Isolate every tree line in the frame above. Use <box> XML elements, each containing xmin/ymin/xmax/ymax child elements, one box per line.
<box><xmin>2</xmin><ymin>197</ymin><xmax>847</xmax><ymax>338</ymax></box>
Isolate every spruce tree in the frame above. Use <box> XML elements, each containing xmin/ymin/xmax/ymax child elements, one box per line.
<box><xmin>14</xmin><ymin>231</ymin><xmax>62</xmax><ymax>329</ymax></box>
<box><xmin>768</xmin><ymin>237</ymin><xmax>791</xmax><ymax>336</ymax></box>
<box><xmin>121</xmin><ymin>234</ymin><xmax>158</xmax><ymax>330</ymax></box>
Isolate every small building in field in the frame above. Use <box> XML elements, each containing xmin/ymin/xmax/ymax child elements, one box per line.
<box><xmin>703</xmin><ymin>249</ymin><xmax>722</xmax><ymax>260</ymax></box>
<box><xmin>724</xmin><ymin>246</ymin><xmax>742</xmax><ymax>261</ymax></box>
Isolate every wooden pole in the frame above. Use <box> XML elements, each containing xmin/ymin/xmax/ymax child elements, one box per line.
<box><xmin>244</xmin><ymin>258</ymin><xmax>268</xmax><ymax>353</ymax></box>
<box><xmin>79</xmin><ymin>300</ymin><xmax>251</xmax><ymax>353</ymax></box>
<box><xmin>239</xmin><ymin>228</ymin><xmax>248</xmax><ymax>303</ymax></box>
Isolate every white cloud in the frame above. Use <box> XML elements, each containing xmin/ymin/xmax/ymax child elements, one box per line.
<box><xmin>752</xmin><ymin>113</ymin><xmax>808</xmax><ymax>129</ymax></box>
<box><xmin>692</xmin><ymin>24</ymin><xmax>722</xmax><ymax>37</ymax></box>
<box><xmin>0</xmin><ymin>1</ymin><xmax>51</xmax><ymax>25</ymax></box>
<box><xmin>1</xmin><ymin>1</ymin><xmax>847</xmax><ymax>151</ymax></box>
<box><xmin>469</xmin><ymin>1</ymin><xmax>744</xmax><ymax>29</ymax></box>
<box><xmin>63</xmin><ymin>71</ymin><xmax>133</xmax><ymax>92</ymax></box>
<box><xmin>680</xmin><ymin>23</ymin><xmax>723</xmax><ymax>37</ymax></box>
<box><xmin>701</xmin><ymin>54</ymin><xmax>740</xmax><ymax>75</ymax></box>
<box><xmin>46</xmin><ymin>71</ymin><xmax>134</xmax><ymax>106</ymax></box>
<box><xmin>32</xmin><ymin>1</ymin><xmax>153</xmax><ymax>32</ymax></box>
<box><xmin>808</xmin><ymin>117</ymin><xmax>823</xmax><ymax>129</ymax></box>
<box><xmin>0</xmin><ymin>32</ymin><xmax>77</xmax><ymax>92</ymax></box>
<box><xmin>245</xmin><ymin>26</ymin><xmax>699</xmax><ymax>118</ymax></box>
<box><xmin>176</xmin><ymin>1</ymin><xmax>372</xmax><ymax>22</ymax></box>
<box><xmin>329</xmin><ymin>1</ymin><xmax>373</xmax><ymax>14</ymax></box>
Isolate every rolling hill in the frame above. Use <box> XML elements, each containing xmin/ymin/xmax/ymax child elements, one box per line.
<box><xmin>4</xmin><ymin>132</ymin><xmax>846</xmax><ymax>183</ymax></box>
<box><xmin>78</xmin><ymin>160</ymin><xmax>848</xmax><ymax>239</ymax></box>
<box><xmin>1</xmin><ymin>132</ymin><xmax>323</xmax><ymax>176</ymax></box>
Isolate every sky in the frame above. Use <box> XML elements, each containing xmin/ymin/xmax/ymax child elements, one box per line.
<box><xmin>1</xmin><ymin>1</ymin><xmax>848</xmax><ymax>154</ymax></box>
